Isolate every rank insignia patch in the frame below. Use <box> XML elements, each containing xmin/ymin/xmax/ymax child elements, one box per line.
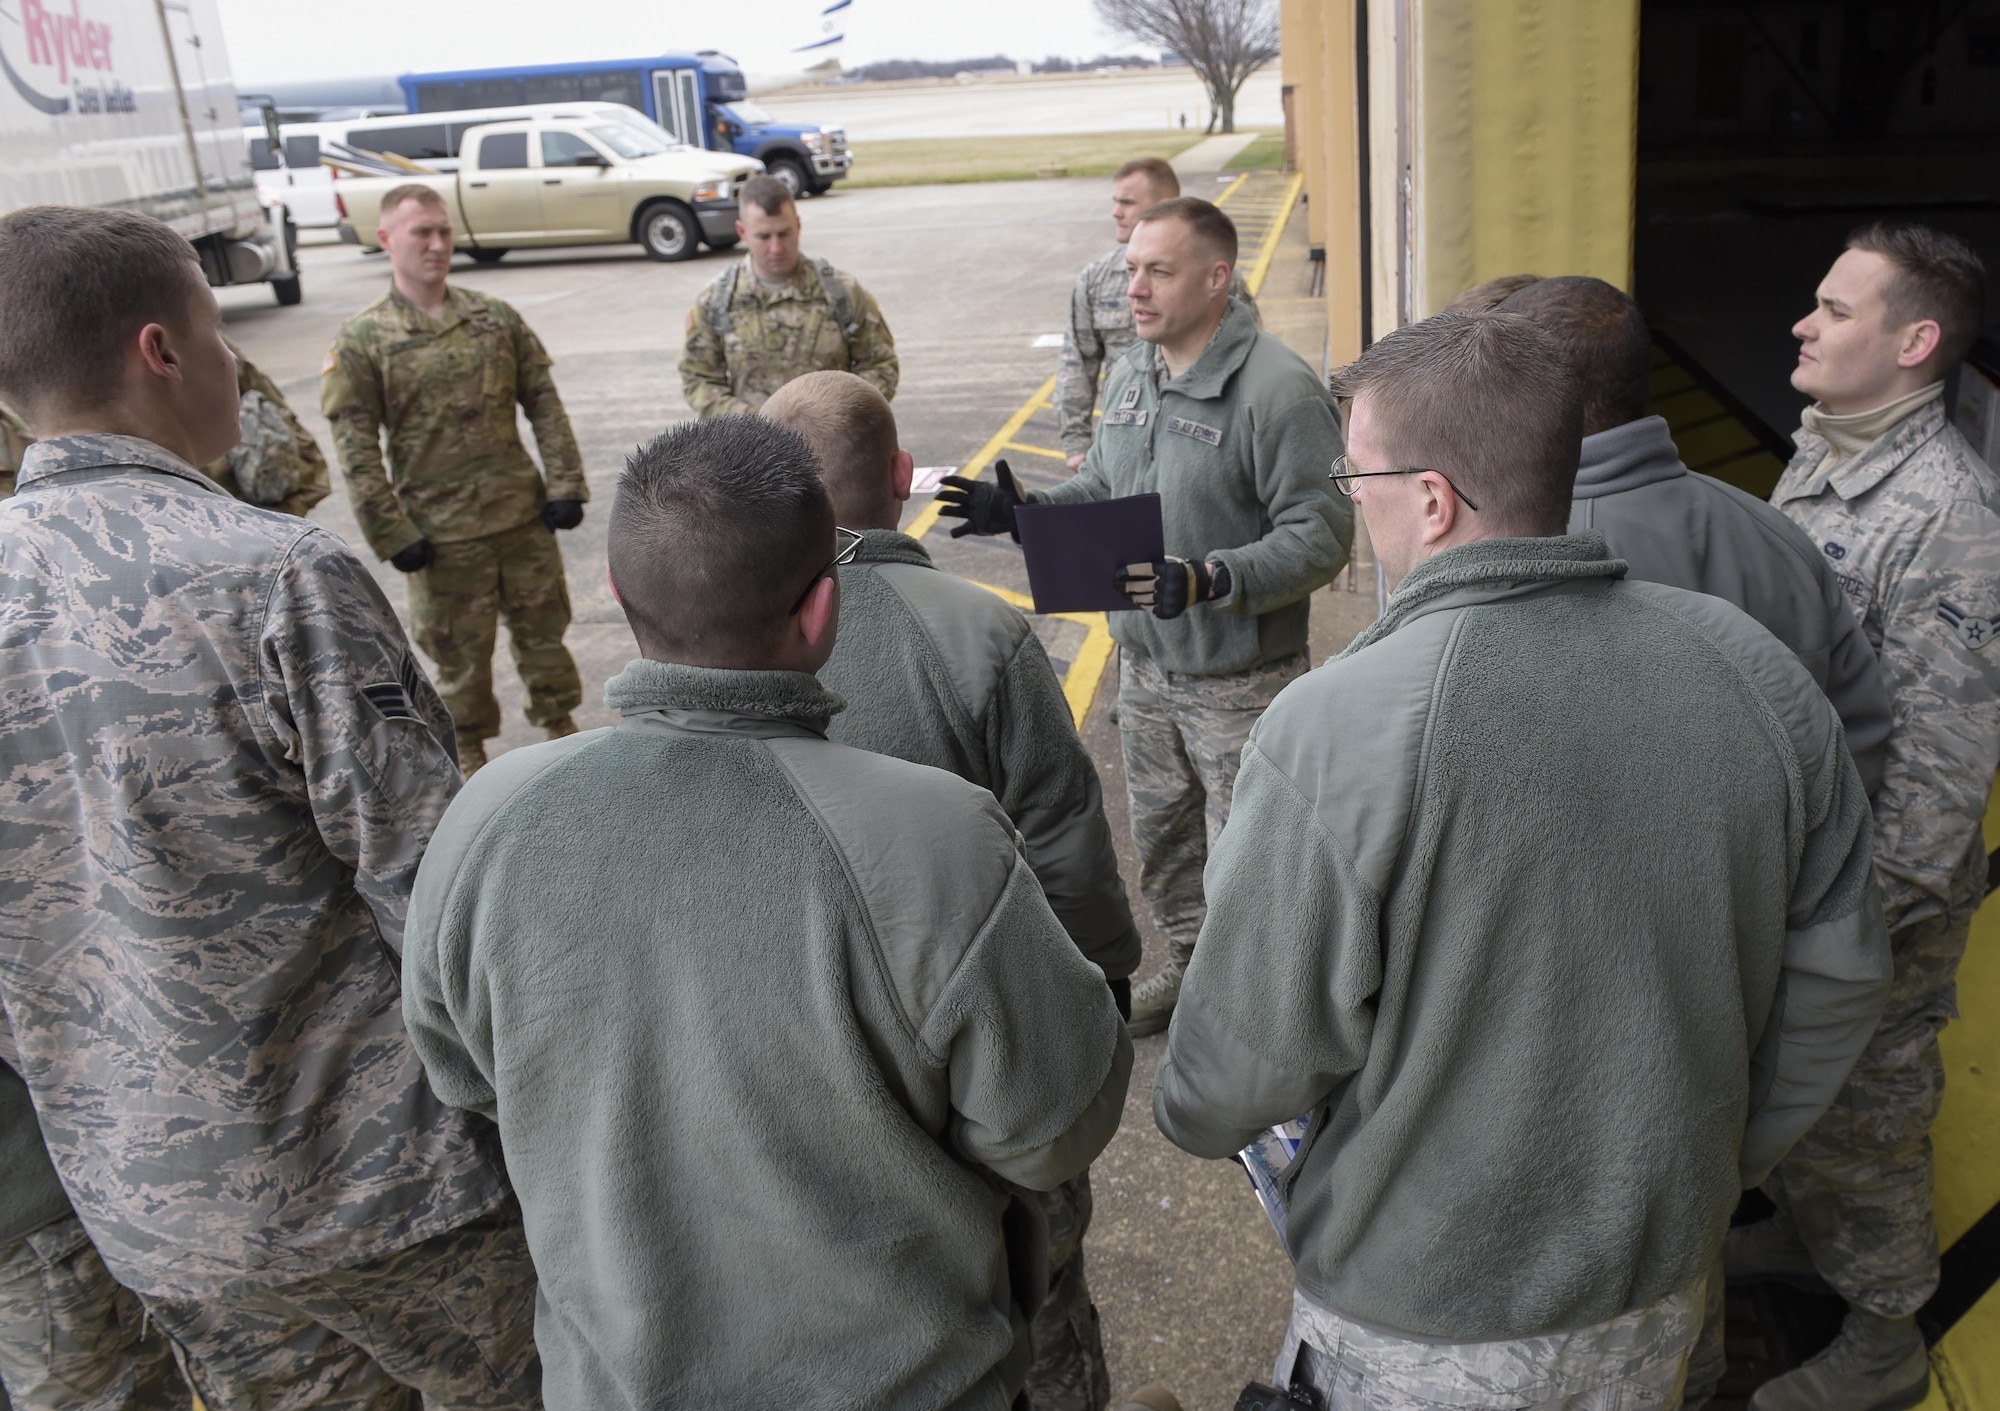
<box><xmin>1937</xmin><ymin>600</ymin><xmax>2000</xmax><ymax>650</ymax></box>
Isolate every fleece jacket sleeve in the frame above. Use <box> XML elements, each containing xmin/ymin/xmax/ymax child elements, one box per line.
<box><xmin>1207</xmin><ymin>395</ymin><xmax>1352</xmax><ymax>619</ymax></box>
<box><xmin>922</xmin><ymin>852</ymin><xmax>1134</xmax><ymax>1191</ymax></box>
<box><xmin>1154</xmin><ymin>744</ymin><xmax>1379</xmax><ymax>1159</ymax></box>
<box><xmin>1822</xmin><ymin>584</ymin><xmax>1893</xmax><ymax>800</ymax></box>
<box><xmin>988</xmin><ymin>630</ymin><xmax>1143</xmax><ymax>980</ymax></box>
<box><xmin>1739</xmin><ymin>710</ymin><xmax>1893</xmax><ymax>1185</ymax></box>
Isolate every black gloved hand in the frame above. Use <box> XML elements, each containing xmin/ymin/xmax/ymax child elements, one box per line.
<box><xmin>389</xmin><ymin>539</ymin><xmax>435</xmax><ymax>574</ymax></box>
<box><xmin>542</xmin><ymin>499</ymin><xmax>584</xmax><ymax>531</ymax></box>
<box><xmin>1107</xmin><ymin>976</ymin><xmax>1132</xmax><ymax>1023</ymax></box>
<box><xmin>936</xmin><ymin>459</ymin><xmax>1027</xmax><ymax>541</ymax></box>
<box><xmin>1117</xmin><ymin>556</ymin><xmax>1221</xmax><ymax>620</ymax></box>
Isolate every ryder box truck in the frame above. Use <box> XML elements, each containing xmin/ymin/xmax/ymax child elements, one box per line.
<box><xmin>1</xmin><ymin>0</ymin><xmax>301</xmax><ymax>304</ymax></box>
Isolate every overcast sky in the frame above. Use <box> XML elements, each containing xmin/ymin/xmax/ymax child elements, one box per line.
<box><xmin>215</xmin><ymin>0</ymin><xmax>1137</xmax><ymax>86</ymax></box>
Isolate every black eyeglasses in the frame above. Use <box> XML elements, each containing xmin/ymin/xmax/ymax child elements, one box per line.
<box><xmin>792</xmin><ymin>527</ymin><xmax>864</xmax><ymax>613</ymax></box>
<box><xmin>1329</xmin><ymin>455</ymin><xmax>1480</xmax><ymax>511</ymax></box>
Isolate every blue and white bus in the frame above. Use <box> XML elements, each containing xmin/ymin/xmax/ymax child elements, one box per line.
<box><xmin>398</xmin><ymin>53</ymin><xmax>849</xmax><ymax>197</ymax></box>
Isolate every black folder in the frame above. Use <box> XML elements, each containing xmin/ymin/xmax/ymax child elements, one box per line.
<box><xmin>1014</xmin><ymin>493</ymin><xmax>1165</xmax><ymax>614</ymax></box>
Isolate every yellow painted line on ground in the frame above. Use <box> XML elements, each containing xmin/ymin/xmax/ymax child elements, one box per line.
<box><xmin>1002</xmin><ymin>441</ymin><xmax>1070</xmax><ymax>460</ymax></box>
<box><xmin>969</xmin><ymin>579</ymin><xmax>1115</xmax><ymax>730</ymax></box>
<box><xmin>1212</xmin><ymin>171</ymin><xmax>1250</xmax><ymax>207</ymax></box>
<box><xmin>1242</xmin><ymin>171</ymin><xmax>1306</xmax><ymax>299</ymax></box>
<box><xmin>1917</xmin><ymin>1284</ymin><xmax>2000</xmax><ymax>1410</ymax></box>
<box><xmin>906</xmin><ymin>375</ymin><xmax>1058</xmax><ymax>540</ymax></box>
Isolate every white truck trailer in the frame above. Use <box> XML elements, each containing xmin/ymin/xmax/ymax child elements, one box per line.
<box><xmin>1</xmin><ymin>0</ymin><xmax>301</xmax><ymax>304</ymax></box>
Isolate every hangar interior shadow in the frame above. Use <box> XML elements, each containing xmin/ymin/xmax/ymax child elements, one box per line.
<box><xmin>1627</xmin><ymin>4</ymin><xmax>2000</xmax><ymax>1403</ymax></box>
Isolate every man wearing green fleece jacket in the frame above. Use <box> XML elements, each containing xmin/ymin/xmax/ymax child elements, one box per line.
<box><xmin>403</xmin><ymin>415</ymin><xmax>1132</xmax><ymax>1411</ymax></box>
<box><xmin>765</xmin><ymin>370</ymin><xmax>1142</xmax><ymax>1411</ymax></box>
<box><xmin>939</xmin><ymin>197</ymin><xmax>1350</xmax><ymax>1037</ymax></box>
<box><xmin>1156</xmin><ymin>312</ymin><xmax>1890</xmax><ymax>1409</ymax></box>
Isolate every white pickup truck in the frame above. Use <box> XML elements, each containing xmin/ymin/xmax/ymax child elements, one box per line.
<box><xmin>334</xmin><ymin>110</ymin><xmax>759</xmax><ymax>262</ymax></box>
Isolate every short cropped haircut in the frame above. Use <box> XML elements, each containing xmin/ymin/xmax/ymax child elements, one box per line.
<box><xmin>380</xmin><ymin>183</ymin><xmax>449</xmax><ymax>219</ymax></box>
<box><xmin>1115</xmin><ymin>156</ymin><xmax>1180</xmax><ymax>200</ymax></box>
<box><xmin>1846</xmin><ymin>220</ymin><xmax>1988</xmax><ymax>368</ymax></box>
<box><xmin>0</xmin><ymin>205</ymin><xmax>203</xmax><ymax>420</ymax></box>
<box><xmin>1498</xmin><ymin>276</ymin><xmax>1652</xmax><ymax>436</ymax></box>
<box><xmin>762</xmin><ymin>371</ymin><xmax>899</xmax><ymax>522</ymax></box>
<box><xmin>609</xmin><ymin>417</ymin><xmax>834</xmax><ymax>661</ymax></box>
<box><xmin>1331</xmin><ymin>312</ymin><xmax>1582</xmax><ymax>535</ymax></box>
<box><xmin>740</xmin><ymin>175</ymin><xmax>795</xmax><ymax>218</ymax></box>
<box><xmin>1442</xmin><ymin>273</ymin><xmax>1543</xmax><ymax>315</ymax></box>
<box><xmin>1135</xmin><ymin>197</ymin><xmax>1238</xmax><ymax>269</ymax></box>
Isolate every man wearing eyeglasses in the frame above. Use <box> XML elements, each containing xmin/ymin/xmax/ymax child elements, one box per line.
<box><xmin>939</xmin><ymin>197</ymin><xmax>1349</xmax><ymax>1038</ymax></box>
<box><xmin>1154</xmin><ymin>310</ymin><xmax>1889</xmax><ymax>1410</ymax></box>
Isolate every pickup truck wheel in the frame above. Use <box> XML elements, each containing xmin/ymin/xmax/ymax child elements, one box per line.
<box><xmin>467</xmin><ymin>249</ymin><xmax>507</xmax><ymax>264</ymax></box>
<box><xmin>636</xmin><ymin>201</ymin><xmax>699</xmax><ymax>261</ymax></box>
<box><xmin>272</xmin><ymin>274</ymin><xmax>303</xmax><ymax>307</ymax></box>
<box><xmin>766</xmin><ymin>157</ymin><xmax>809</xmax><ymax>199</ymax></box>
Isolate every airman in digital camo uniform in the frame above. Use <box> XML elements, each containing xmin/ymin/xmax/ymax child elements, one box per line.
<box><xmin>1734</xmin><ymin>222</ymin><xmax>1999</xmax><ymax>1411</ymax></box>
<box><xmin>324</xmin><ymin>184</ymin><xmax>589</xmax><ymax>773</ymax></box>
<box><xmin>680</xmin><ymin>174</ymin><xmax>897</xmax><ymax>417</ymax></box>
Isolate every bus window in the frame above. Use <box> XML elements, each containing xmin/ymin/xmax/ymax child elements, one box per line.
<box><xmin>522</xmin><ymin>74</ymin><xmax>583</xmax><ymax>104</ymax></box>
<box><xmin>415</xmin><ymin>79</ymin><xmax>526</xmax><ymax>113</ymax></box>
<box><xmin>476</xmin><ymin>132</ymin><xmax>530</xmax><ymax>170</ymax></box>
<box><xmin>578</xmin><ymin>69</ymin><xmax>644</xmax><ymax>108</ymax></box>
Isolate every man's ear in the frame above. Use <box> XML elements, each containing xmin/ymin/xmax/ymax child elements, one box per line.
<box><xmin>891</xmin><ymin>448</ymin><xmax>914</xmax><ymax>504</ymax></box>
<box><xmin>1213</xmin><ymin>261</ymin><xmax>1233</xmax><ymax>296</ymax></box>
<box><xmin>797</xmin><ymin>573</ymin><xmax>837</xmax><ymax>651</ymax></box>
<box><xmin>134</xmin><ymin>323</ymin><xmax>180</xmax><ymax>382</ymax></box>
<box><xmin>605</xmin><ymin>566</ymin><xmax>622</xmax><ymax>606</ymax></box>
<box><xmin>1898</xmin><ymin>319</ymin><xmax>1943</xmax><ymax>370</ymax></box>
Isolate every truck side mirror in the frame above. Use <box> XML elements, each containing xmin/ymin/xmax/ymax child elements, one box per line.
<box><xmin>575</xmin><ymin>152</ymin><xmax>607</xmax><ymax>168</ymax></box>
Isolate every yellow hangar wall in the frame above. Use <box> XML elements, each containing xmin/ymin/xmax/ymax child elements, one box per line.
<box><xmin>1282</xmin><ymin>0</ymin><xmax>1640</xmax><ymax>358</ymax></box>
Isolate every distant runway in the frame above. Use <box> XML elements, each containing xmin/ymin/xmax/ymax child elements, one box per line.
<box><xmin>754</xmin><ymin>67</ymin><xmax>1283</xmax><ymax>140</ymax></box>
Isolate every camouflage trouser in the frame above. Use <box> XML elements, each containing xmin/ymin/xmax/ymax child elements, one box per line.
<box><xmin>1275</xmin><ymin>1278</ymin><xmax>1704</xmax><ymax>1409</ymax></box>
<box><xmin>138</xmin><ymin>1205</ymin><xmax>541</xmax><ymax>1411</ymax></box>
<box><xmin>1680</xmin><ymin>1257</ymin><xmax>1724</xmax><ymax>1411</ymax></box>
<box><xmin>1763</xmin><ymin>864</ymin><xmax>1977</xmax><ymax>1321</ymax></box>
<box><xmin>1118</xmin><ymin>650</ymin><xmax>1307</xmax><ymax>962</ymax></box>
<box><xmin>0</xmin><ymin>1216</ymin><xmax>183</xmax><ymax>1410</ymax></box>
<box><xmin>1026</xmin><ymin>1171</ymin><xmax>1109</xmax><ymax>1411</ymax></box>
<box><xmin>408</xmin><ymin>520</ymin><xmax>582</xmax><ymax>742</ymax></box>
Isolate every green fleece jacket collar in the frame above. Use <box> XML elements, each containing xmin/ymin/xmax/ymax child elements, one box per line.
<box><xmin>1123</xmin><ymin>299</ymin><xmax>1261</xmax><ymax>400</ymax></box>
<box><xmin>1345</xmin><ymin>533</ymin><xmax>1628</xmax><ymax>658</ymax></box>
<box><xmin>603</xmin><ymin>659</ymin><xmax>845</xmax><ymax>736</ymax></box>
<box><xmin>853</xmin><ymin>528</ymin><xmax>935</xmax><ymax>569</ymax></box>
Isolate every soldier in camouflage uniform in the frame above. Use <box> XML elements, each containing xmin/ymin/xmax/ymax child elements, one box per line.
<box><xmin>324</xmin><ymin>184</ymin><xmax>589</xmax><ymax>773</ymax></box>
<box><xmin>202</xmin><ymin>341</ymin><xmax>331</xmax><ymax>516</ymax></box>
<box><xmin>1057</xmin><ymin>157</ymin><xmax>1259</xmax><ymax>469</ymax></box>
<box><xmin>1734</xmin><ymin>223</ymin><xmax>1998</xmax><ymax>1411</ymax></box>
<box><xmin>0</xmin><ymin>204</ymin><xmax>539</xmax><ymax>1408</ymax></box>
<box><xmin>680</xmin><ymin>173</ymin><xmax>897</xmax><ymax>417</ymax></box>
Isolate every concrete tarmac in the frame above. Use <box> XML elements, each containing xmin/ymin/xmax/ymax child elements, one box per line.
<box><xmin>219</xmin><ymin>173</ymin><xmax>1347</xmax><ymax>1409</ymax></box>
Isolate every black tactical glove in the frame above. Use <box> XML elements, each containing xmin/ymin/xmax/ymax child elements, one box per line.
<box><xmin>389</xmin><ymin>539</ymin><xmax>435</xmax><ymax>574</ymax></box>
<box><xmin>1116</xmin><ymin>556</ymin><xmax>1229</xmax><ymax>620</ymax></box>
<box><xmin>542</xmin><ymin>499</ymin><xmax>584</xmax><ymax>531</ymax></box>
<box><xmin>1107</xmin><ymin>976</ymin><xmax>1132</xmax><ymax>1022</ymax></box>
<box><xmin>936</xmin><ymin>459</ymin><xmax>1027</xmax><ymax>540</ymax></box>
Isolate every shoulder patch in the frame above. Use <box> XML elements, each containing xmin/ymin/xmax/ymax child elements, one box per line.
<box><xmin>320</xmin><ymin>347</ymin><xmax>337</xmax><ymax>376</ymax></box>
<box><xmin>361</xmin><ymin>681</ymin><xmax>418</xmax><ymax>720</ymax></box>
<box><xmin>1937</xmin><ymin>600</ymin><xmax>2000</xmax><ymax>650</ymax></box>
<box><xmin>1165</xmin><ymin>415</ymin><xmax>1223</xmax><ymax>446</ymax></box>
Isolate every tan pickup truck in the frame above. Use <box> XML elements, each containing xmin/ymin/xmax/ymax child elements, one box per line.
<box><xmin>335</xmin><ymin>112</ymin><xmax>760</xmax><ymax>262</ymax></box>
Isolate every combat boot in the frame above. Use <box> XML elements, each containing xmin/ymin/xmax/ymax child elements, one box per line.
<box><xmin>1723</xmin><ymin>1212</ymin><xmax>1826</xmax><ymax>1292</ymax></box>
<box><xmin>456</xmin><ymin>734</ymin><xmax>488</xmax><ymax>776</ymax></box>
<box><xmin>1117</xmin><ymin>1388</ymin><xmax>1183</xmax><ymax>1411</ymax></box>
<box><xmin>1747</xmin><ymin>1308</ymin><xmax>1929</xmax><ymax>1411</ymax></box>
<box><xmin>1126</xmin><ymin>957</ymin><xmax>1187</xmax><ymax>1038</ymax></box>
<box><xmin>544</xmin><ymin>714</ymin><xmax>579</xmax><ymax>741</ymax></box>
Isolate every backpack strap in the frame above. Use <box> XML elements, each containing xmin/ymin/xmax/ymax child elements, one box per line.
<box><xmin>704</xmin><ymin>260</ymin><xmax>743</xmax><ymax>337</ymax></box>
<box><xmin>809</xmin><ymin>256</ymin><xmax>861</xmax><ymax>354</ymax></box>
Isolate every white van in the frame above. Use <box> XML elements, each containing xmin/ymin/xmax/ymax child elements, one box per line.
<box><xmin>244</xmin><ymin>124</ymin><xmax>340</xmax><ymax>228</ymax></box>
<box><xmin>321</xmin><ymin>101</ymin><xmax>685</xmax><ymax>174</ymax></box>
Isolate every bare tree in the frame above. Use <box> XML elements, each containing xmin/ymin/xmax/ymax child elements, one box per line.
<box><xmin>1094</xmin><ymin>0</ymin><xmax>1279</xmax><ymax>134</ymax></box>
